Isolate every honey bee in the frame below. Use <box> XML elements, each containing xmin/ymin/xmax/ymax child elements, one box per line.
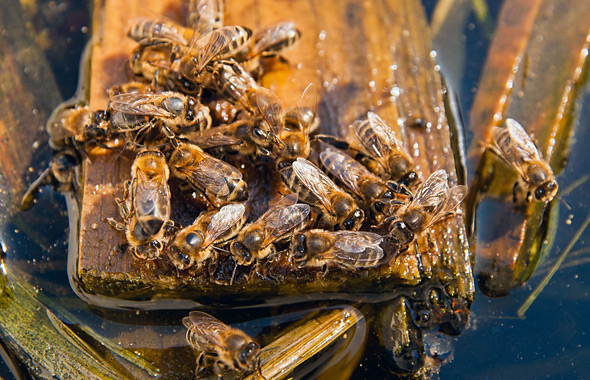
<box><xmin>128</xmin><ymin>148</ymin><xmax>172</xmax><ymax>237</ymax></box>
<box><xmin>176</xmin><ymin>25</ymin><xmax>253</xmax><ymax>81</ymax></box>
<box><xmin>290</xmin><ymin>229</ymin><xmax>384</xmax><ymax>269</ymax></box>
<box><xmin>128</xmin><ymin>17</ymin><xmax>193</xmax><ymax>46</ymax></box>
<box><xmin>183</xmin><ymin>311</ymin><xmax>264</xmax><ymax>379</ymax></box>
<box><xmin>387</xmin><ymin>169</ymin><xmax>467</xmax><ymax>247</ymax></box>
<box><xmin>128</xmin><ymin>42</ymin><xmax>201</xmax><ymax>95</ymax></box>
<box><xmin>107</xmin><ymin>81</ymin><xmax>154</xmax><ymax>98</ymax></box>
<box><xmin>205</xmin><ymin>58</ymin><xmax>259</xmax><ymax>111</ymax></box>
<box><xmin>490</xmin><ymin>118</ymin><xmax>558</xmax><ymax>203</ymax></box>
<box><xmin>108</xmin><ymin>91</ymin><xmax>211</xmax><ymax>143</ymax></box>
<box><xmin>248</xmin><ymin>21</ymin><xmax>301</xmax><ymax>59</ymax></box>
<box><xmin>20</xmin><ymin>147</ymin><xmax>82</xmax><ymax>211</ymax></box>
<box><xmin>281</xmin><ymin>157</ymin><xmax>365</xmax><ymax>230</ymax></box>
<box><xmin>319</xmin><ymin>146</ymin><xmax>407</xmax><ymax>224</ymax></box>
<box><xmin>168</xmin><ymin>203</ymin><xmax>246</xmax><ymax>270</ymax></box>
<box><xmin>108</xmin><ymin>211</ymin><xmax>167</xmax><ymax>260</ymax></box>
<box><xmin>275</xmin><ymin>83</ymin><xmax>317</xmax><ymax>168</ymax></box>
<box><xmin>187</xmin><ymin>0</ymin><xmax>224</xmax><ymax>33</ymax></box>
<box><xmin>46</xmin><ymin>103</ymin><xmax>112</xmax><ymax>151</ymax></box>
<box><xmin>354</xmin><ymin>112</ymin><xmax>417</xmax><ymax>186</ymax></box>
<box><xmin>168</xmin><ymin>142</ymin><xmax>249</xmax><ymax>204</ymax></box>
<box><xmin>230</xmin><ymin>193</ymin><xmax>310</xmax><ymax>266</ymax></box>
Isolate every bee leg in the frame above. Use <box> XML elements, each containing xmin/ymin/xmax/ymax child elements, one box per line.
<box><xmin>321</xmin><ymin>263</ymin><xmax>330</xmax><ymax>277</ymax></box>
<box><xmin>313</xmin><ymin>134</ymin><xmax>350</xmax><ymax>149</ymax></box>
<box><xmin>20</xmin><ymin>167</ymin><xmax>52</xmax><ymax>211</ymax></box>
<box><xmin>512</xmin><ymin>182</ymin><xmax>519</xmax><ymax>203</ymax></box>
<box><xmin>213</xmin><ymin>359</ymin><xmax>225</xmax><ymax>379</ymax></box>
<box><xmin>193</xmin><ymin>352</ymin><xmax>204</xmax><ymax>378</ymax></box>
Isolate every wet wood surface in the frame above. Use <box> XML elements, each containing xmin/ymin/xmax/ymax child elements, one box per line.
<box><xmin>76</xmin><ymin>0</ymin><xmax>473</xmax><ymax>306</ymax></box>
<box><xmin>0</xmin><ymin>0</ymin><xmax>62</xmax><ymax>216</ymax></box>
<box><xmin>466</xmin><ymin>0</ymin><xmax>590</xmax><ymax>295</ymax></box>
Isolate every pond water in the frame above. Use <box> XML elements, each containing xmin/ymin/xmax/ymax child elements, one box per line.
<box><xmin>1</xmin><ymin>0</ymin><xmax>589</xmax><ymax>379</ymax></box>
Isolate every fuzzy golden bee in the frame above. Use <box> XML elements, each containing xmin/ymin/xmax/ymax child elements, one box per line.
<box><xmin>281</xmin><ymin>157</ymin><xmax>365</xmax><ymax>231</ymax></box>
<box><xmin>290</xmin><ymin>229</ymin><xmax>384</xmax><ymax>269</ymax></box>
<box><xmin>319</xmin><ymin>146</ymin><xmax>408</xmax><ymax>224</ymax></box>
<box><xmin>168</xmin><ymin>203</ymin><xmax>246</xmax><ymax>270</ymax></box>
<box><xmin>168</xmin><ymin>142</ymin><xmax>249</xmax><ymax>205</ymax></box>
<box><xmin>387</xmin><ymin>169</ymin><xmax>466</xmax><ymax>248</ymax></box>
<box><xmin>490</xmin><ymin>118</ymin><xmax>558</xmax><ymax>203</ymax></box>
<box><xmin>183</xmin><ymin>311</ymin><xmax>264</xmax><ymax>379</ymax></box>
<box><xmin>230</xmin><ymin>194</ymin><xmax>310</xmax><ymax>266</ymax></box>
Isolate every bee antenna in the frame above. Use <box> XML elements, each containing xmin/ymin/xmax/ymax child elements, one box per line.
<box><xmin>212</xmin><ymin>245</ymin><xmax>229</xmax><ymax>253</ymax></box>
<box><xmin>558</xmin><ymin>196</ymin><xmax>571</xmax><ymax>211</ymax></box>
<box><xmin>230</xmin><ymin>261</ymin><xmax>238</xmax><ymax>286</ymax></box>
<box><xmin>95</xmin><ymin>75</ymin><xmax>110</xmax><ymax>96</ymax></box>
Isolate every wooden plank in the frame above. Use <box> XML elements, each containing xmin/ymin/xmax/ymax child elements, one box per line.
<box><xmin>74</xmin><ymin>0</ymin><xmax>473</xmax><ymax>312</ymax></box>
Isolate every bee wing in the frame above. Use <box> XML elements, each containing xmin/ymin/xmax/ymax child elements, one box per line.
<box><xmin>367</xmin><ymin>112</ymin><xmax>411</xmax><ymax>157</ymax></box>
<box><xmin>184</xmin><ymin>123</ymin><xmax>243</xmax><ymax>148</ymax></box>
<box><xmin>334</xmin><ymin>231</ymin><xmax>383</xmax><ymax>253</ymax></box>
<box><xmin>180</xmin><ymin>153</ymin><xmax>243</xmax><ymax>196</ymax></box>
<box><xmin>250</xmin><ymin>87</ymin><xmax>285</xmax><ymax>135</ymax></box>
<box><xmin>183</xmin><ymin>311</ymin><xmax>231</xmax><ymax>350</ymax></box>
<box><xmin>428</xmin><ymin>185</ymin><xmax>467</xmax><ymax>227</ymax></box>
<box><xmin>188</xmin><ymin>0</ymin><xmax>223</xmax><ymax>35</ymax></box>
<box><xmin>195</xmin><ymin>27</ymin><xmax>235</xmax><ymax>72</ymax></box>
<box><xmin>320</xmin><ymin>146</ymin><xmax>381</xmax><ymax>197</ymax></box>
<box><xmin>315</xmin><ymin>231</ymin><xmax>383</xmax><ymax>266</ymax></box>
<box><xmin>109</xmin><ymin>93</ymin><xmax>172</xmax><ymax>118</ymax></box>
<box><xmin>128</xmin><ymin>17</ymin><xmax>188</xmax><ymax>45</ymax></box>
<box><xmin>133</xmin><ymin>170</ymin><xmax>171</xmax><ymax>220</ymax></box>
<box><xmin>203</xmin><ymin>203</ymin><xmax>246</xmax><ymax>247</ymax></box>
<box><xmin>251</xmin><ymin>21</ymin><xmax>300</xmax><ymax>57</ymax></box>
<box><xmin>258</xmin><ymin>203</ymin><xmax>310</xmax><ymax>246</ymax></box>
<box><xmin>409</xmin><ymin>169</ymin><xmax>450</xmax><ymax>210</ymax></box>
<box><xmin>296</xmin><ymin>83</ymin><xmax>317</xmax><ymax>138</ymax></box>
<box><xmin>491</xmin><ymin>118</ymin><xmax>542</xmax><ymax>180</ymax></box>
<box><xmin>292</xmin><ymin>157</ymin><xmax>342</xmax><ymax>214</ymax></box>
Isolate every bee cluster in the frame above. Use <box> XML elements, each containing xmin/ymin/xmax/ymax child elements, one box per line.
<box><xmin>25</xmin><ymin>0</ymin><xmax>469</xmax><ymax>283</ymax></box>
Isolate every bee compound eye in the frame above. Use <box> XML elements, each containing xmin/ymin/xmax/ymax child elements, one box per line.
<box><xmin>166</xmin><ymin>97</ymin><xmax>185</xmax><ymax>116</ymax></box>
<box><xmin>185</xmin><ymin>232</ymin><xmax>203</xmax><ymax>249</ymax></box>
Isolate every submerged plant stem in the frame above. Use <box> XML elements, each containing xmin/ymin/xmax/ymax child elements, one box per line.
<box><xmin>517</xmin><ymin>210</ymin><xmax>590</xmax><ymax>318</ymax></box>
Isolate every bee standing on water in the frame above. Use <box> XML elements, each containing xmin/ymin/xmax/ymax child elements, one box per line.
<box><xmin>183</xmin><ymin>311</ymin><xmax>265</xmax><ymax>379</ymax></box>
<box><xmin>490</xmin><ymin>118</ymin><xmax>558</xmax><ymax>203</ymax></box>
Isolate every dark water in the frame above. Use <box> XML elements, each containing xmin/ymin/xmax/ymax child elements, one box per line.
<box><xmin>1</xmin><ymin>0</ymin><xmax>590</xmax><ymax>379</ymax></box>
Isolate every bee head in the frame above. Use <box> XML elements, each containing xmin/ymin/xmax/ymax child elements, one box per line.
<box><xmin>133</xmin><ymin>240</ymin><xmax>163</xmax><ymax>260</ymax></box>
<box><xmin>166</xmin><ymin>246</ymin><xmax>195</xmax><ymax>270</ymax></box>
<box><xmin>226</xmin><ymin>334</ymin><xmax>259</xmax><ymax>370</ymax></box>
<box><xmin>290</xmin><ymin>233</ymin><xmax>308</xmax><ymax>266</ymax></box>
<box><xmin>534</xmin><ymin>180</ymin><xmax>558</xmax><ymax>202</ymax></box>
<box><xmin>340</xmin><ymin>208</ymin><xmax>365</xmax><ymax>231</ymax></box>
<box><xmin>388</xmin><ymin>220</ymin><xmax>414</xmax><ymax>246</ymax></box>
<box><xmin>230</xmin><ymin>241</ymin><xmax>254</xmax><ymax>266</ymax></box>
